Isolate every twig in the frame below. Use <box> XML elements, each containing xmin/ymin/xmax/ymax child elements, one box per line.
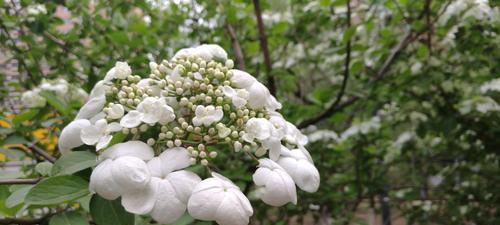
<box><xmin>252</xmin><ymin>0</ymin><xmax>276</xmax><ymax>96</ymax></box>
<box><xmin>225</xmin><ymin>24</ymin><xmax>246</xmax><ymax>70</ymax></box>
<box><xmin>0</xmin><ymin>178</ymin><xmax>41</xmax><ymax>185</ymax></box>
<box><xmin>27</xmin><ymin>142</ymin><xmax>57</xmax><ymax>163</ymax></box>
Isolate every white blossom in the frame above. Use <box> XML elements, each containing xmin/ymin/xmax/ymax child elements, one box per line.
<box><xmin>119</xmin><ymin>148</ymin><xmax>201</xmax><ymax>224</ymax></box>
<box><xmin>192</xmin><ymin>105</ymin><xmax>223</xmax><ymax>127</ymax></box>
<box><xmin>187</xmin><ymin>172</ymin><xmax>253</xmax><ymax>225</ymax></box>
<box><xmin>58</xmin><ymin>119</ymin><xmax>91</xmax><ymax>154</ymax></box>
<box><xmin>120</xmin><ymin>97</ymin><xmax>175</xmax><ymax>128</ymax></box>
<box><xmin>107</xmin><ymin>103</ymin><xmax>125</xmax><ymax>119</ymax></box>
<box><xmin>253</xmin><ymin>159</ymin><xmax>297</xmax><ymax>206</ymax></box>
<box><xmin>173</xmin><ymin>44</ymin><xmax>228</xmax><ymax>62</ymax></box>
<box><xmin>81</xmin><ymin>119</ymin><xmax>122</xmax><ymax>150</ymax></box>
<box><xmin>243</xmin><ymin>118</ymin><xmax>282</xmax><ymax>160</ymax></box>
<box><xmin>21</xmin><ymin>90</ymin><xmax>46</xmax><ymax>108</ymax></box>
<box><xmin>222</xmin><ymin>86</ymin><xmax>249</xmax><ymax>108</ymax></box>
<box><xmin>89</xmin><ymin>141</ymin><xmax>154</xmax><ymax>200</ymax></box>
<box><xmin>76</xmin><ymin>81</ymin><xmax>107</xmax><ymax>120</ymax></box>
<box><xmin>104</xmin><ymin>61</ymin><xmax>132</xmax><ymax>81</ymax></box>
<box><xmin>277</xmin><ymin>148</ymin><xmax>320</xmax><ymax>193</ymax></box>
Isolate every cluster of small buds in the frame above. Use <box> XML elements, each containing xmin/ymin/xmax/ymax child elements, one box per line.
<box><xmin>59</xmin><ymin>45</ymin><xmax>319</xmax><ymax>225</ymax></box>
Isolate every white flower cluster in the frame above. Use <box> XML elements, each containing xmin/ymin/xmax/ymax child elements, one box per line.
<box><xmin>21</xmin><ymin>78</ymin><xmax>89</xmax><ymax>108</ymax></box>
<box><xmin>58</xmin><ymin>44</ymin><xmax>319</xmax><ymax>225</ymax></box>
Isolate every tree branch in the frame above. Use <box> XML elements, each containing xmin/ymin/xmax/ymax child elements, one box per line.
<box><xmin>0</xmin><ymin>178</ymin><xmax>41</xmax><ymax>185</ymax></box>
<box><xmin>252</xmin><ymin>0</ymin><xmax>276</xmax><ymax>96</ymax></box>
<box><xmin>298</xmin><ymin>1</ymin><xmax>353</xmax><ymax>129</ymax></box>
<box><xmin>225</xmin><ymin>24</ymin><xmax>246</xmax><ymax>70</ymax></box>
<box><xmin>27</xmin><ymin>142</ymin><xmax>57</xmax><ymax>163</ymax></box>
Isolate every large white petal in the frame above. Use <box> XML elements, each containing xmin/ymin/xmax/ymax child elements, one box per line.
<box><xmin>230</xmin><ymin>69</ymin><xmax>256</xmax><ymax>89</ymax></box>
<box><xmin>167</xmin><ymin>170</ymin><xmax>201</xmax><ymax>203</ymax></box>
<box><xmin>253</xmin><ymin>159</ymin><xmax>297</xmax><ymax>206</ymax></box>
<box><xmin>150</xmin><ymin>178</ymin><xmax>186</xmax><ymax>224</ymax></box>
<box><xmin>120</xmin><ymin>110</ymin><xmax>142</xmax><ymax>128</ymax></box>
<box><xmin>247</xmin><ymin>82</ymin><xmax>270</xmax><ymax>109</ymax></box>
<box><xmin>277</xmin><ymin>150</ymin><xmax>320</xmax><ymax>193</ymax></box>
<box><xmin>96</xmin><ymin>135</ymin><xmax>113</xmax><ymax>151</ymax></box>
<box><xmin>187</xmin><ymin>173</ymin><xmax>252</xmax><ymax>224</ymax></box>
<box><xmin>58</xmin><ymin>119</ymin><xmax>91</xmax><ymax>154</ymax></box>
<box><xmin>121</xmin><ymin>177</ymin><xmax>158</xmax><ymax>215</ymax></box>
<box><xmin>156</xmin><ymin>147</ymin><xmax>191</xmax><ymax>175</ymax></box>
<box><xmin>200</xmin><ymin>44</ymin><xmax>228</xmax><ymax>61</ymax></box>
<box><xmin>75</xmin><ymin>96</ymin><xmax>106</xmax><ymax>120</ymax></box>
<box><xmin>111</xmin><ymin>156</ymin><xmax>151</xmax><ymax>193</ymax></box>
<box><xmin>89</xmin><ymin>159</ymin><xmax>120</xmax><ymax>200</ymax></box>
<box><xmin>80</xmin><ymin>125</ymin><xmax>101</xmax><ymax>146</ymax></box>
<box><xmin>100</xmin><ymin>141</ymin><xmax>154</xmax><ymax>161</ymax></box>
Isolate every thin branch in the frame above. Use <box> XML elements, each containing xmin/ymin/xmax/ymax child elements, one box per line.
<box><xmin>298</xmin><ymin>0</ymin><xmax>353</xmax><ymax>129</ymax></box>
<box><xmin>27</xmin><ymin>142</ymin><xmax>57</xmax><ymax>163</ymax></box>
<box><xmin>0</xmin><ymin>178</ymin><xmax>41</xmax><ymax>185</ymax></box>
<box><xmin>252</xmin><ymin>0</ymin><xmax>276</xmax><ymax>96</ymax></box>
<box><xmin>225</xmin><ymin>24</ymin><xmax>246</xmax><ymax>70</ymax></box>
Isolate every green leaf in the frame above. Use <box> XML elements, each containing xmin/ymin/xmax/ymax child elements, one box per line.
<box><xmin>5</xmin><ymin>185</ymin><xmax>33</xmax><ymax>208</ymax></box>
<box><xmin>39</xmin><ymin>91</ymin><xmax>70</xmax><ymax>115</ymax></box>
<box><xmin>90</xmin><ymin>195</ymin><xmax>134</xmax><ymax>225</ymax></box>
<box><xmin>172</xmin><ymin>213</ymin><xmax>194</xmax><ymax>225</ymax></box>
<box><xmin>35</xmin><ymin>162</ymin><xmax>53</xmax><ymax>176</ymax></box>
<box><xmin>49</xmin><ymin>211</ymin><xmax>90</xmax><ymax>225</ymax></box>
<box><xmin>25</xmin><ymin>175</ymin><xmax>90</xmax><ymax>205</ymax></box>
<box><xmin>3</xmin><ymin>135</ymin><xmax>28</xmax><ymax>145</ymax></box>
<box><xmin>342</xmin><ymin>26</ymin><xmax>356</xmax><ymax>44</ymax></box>
<box><xmin>107</xmin><ymin>132</ymin><xmax>127</xmax><ymax>148</ymax></box>
<box><xmin>13</xmin><ymin>109</ymin><xmax>40</xmax><ymax>125</ymax></box>
<box><xmin>0</xmin><ymin>186</ymin><xmax>22</xmax><ymax>216</ymax></box>
<box><xmin>51</xmin><ymin>151</ymin><xmax>97</xmax><ymax>176</ymax></box>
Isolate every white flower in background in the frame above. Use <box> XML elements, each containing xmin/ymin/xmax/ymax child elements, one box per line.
<box><xmin>120</xmin><ymin>97</ymin><xmax>175</xmax><ymax>128</ymax></box>
<box><xmin>192</xmin><ymin>105</ymin><xmax>223</xmax><ymax>126</ymax></box>
<box><xmin>277</xmin><ymin>148</ymin><xmax>320</xmax><ymax>193</ymax></box>
<box><xmin>188</xmin><ymin>173</ymin><xmax>253</xmax><ymax>225</ymax></box>
<box><xmin>480</xmin><ymin>78</ymin><xmax>500</xmax><ymax>93</ymax></box>
<box><xmin>340</xmin><ymin>116</ymin><xmax>381</xmax><ymax>141</ymax></box>
<box><xmin>104</xmin><ymin>61</ymin><xmax>132</xmax><ymax>81</ymax></box>
<box><xmin>253</xmin><ymin>159</ymin><xmax>297</xmax><ymax>206</ymax></box>
<box><xmin>76</xmin><ymin>80</ymin><xmax>107</xmax><ymax>120</ymax></box>
<box><xmin>222</xmin><ymin>86</ymin><xmax>249</xmax><ymax>108</ymax></box>
<box><xmin>40</xmin><ymin>79</ymin><xmax>69</xmax><ymax>96</ymax></box>
<box><xmin>27</xmin><ymin>4</ymin><xmax>47</xmax><ymax>16</ymax></box>
<box><xmin>459</xmin><ymin>96</ymin><xmax>500</xmax><ymax>114</ymax></box>
<box><xmin>90</xmin><ymin>141</ymin><xmax>154</xmax><ymax>200</ymax></box>
<box><xmin>21</xmin><ymin>90</ymin><xmax>46</xmax><ymax>108</ymax></box>
<box><xmin>58</xmin><ymin>119</ymin><xmax>91</xmax><ymax>154</ymax></box>
<box><xmin>107</xmin><ymin>103</ymin><xmax>125</xmax><ymax>119</ymax></box>
<box><xmin>119</xmin><ymin>148</ymin><xmax>201</xmax><ymax>224</ymax></box>
<box><xmin>81</xmin><ymin>119</ymin><xmax>122</xmax><ymax>150</ymax></box>
<box><xmin>243</xmin><ymin>118</ymin><xmax>282</xmax><ymax>160</ymax></box>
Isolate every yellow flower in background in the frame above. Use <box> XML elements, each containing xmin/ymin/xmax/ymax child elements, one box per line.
<box><xmin>32</xmin><ymin>128</ymin><xmax>58</xmax><ymax>154</ymax></box>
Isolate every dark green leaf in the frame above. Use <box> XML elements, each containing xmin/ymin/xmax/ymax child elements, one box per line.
<box><xmin>25</xmin><ymin>175</ymin><xmax>89</xmax><ymax>205</ymax></box>
<box><xmin>90</xmin><ymin>195</ymin><xmax>134</xmax><ymax>225</ymax></box>
<box><xmin>49</xmin><ymin>211</ymin><xmax>90</xmax><ymax>225</ymax></box>
<box><xmin>51</xmin><ymin>151</ymin><xmax>97</xmax><ymax>176</ymax></box>
<box><xmin>13</xmin><ymin>109</ymin><xmax>40</xmax><ymax>125</ymax></box>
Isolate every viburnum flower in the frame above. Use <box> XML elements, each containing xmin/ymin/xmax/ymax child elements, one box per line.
<box><xmin>58</xmin><ymin>44</ymin><xmax>320</xmax><ymax>225</ymax></box>
<box><xmin>20</xmin><ymin>78</ymin><xmax>88</xmax><ymax>109</ymax></box>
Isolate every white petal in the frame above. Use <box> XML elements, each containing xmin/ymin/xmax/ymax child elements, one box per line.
<box><xmin>166</xmin><ymin>170</ymin><xmax>201</xmax><ymax>203</ymax></box>
<box><xmin>150</xmin><ymin>178</ymin><xmax>186</xmax><ymax>224</ymax></box>
<box><xmin>106</xmin><ymin>122</ymin><xmax>122</xmax><ymax>133</ymax></box>
<box><xmin>157</xmin><ymin>147</ymin><xmax>191</xmax><ymax>175</ymax></box>
<box><xmin>147</xmin><ymin>157</ymin><xmax>163</xmax><ymax>177</ymax></box>
<box><xmin>188</xmin><ymin>173</ymin><xmax>252</xmax><ymax>224</ymax></box>
<box><xmin>108</xmin><ymin>104</ymin><xmax>124</xmax><ymax>119</ymax></box>
<box><xmin>100</xmin><ymin>141</ymin><xmax>154</xmax><ymax>161</ymax></box>
<box><xmin>96</xmin><ymin>135</ymin><xmax>113</xmax><ymax>151</ymax></box>
<box><xmin>104</xmin><ymin>67</ymin><xmax>116</xmax><ymax>81</ymax></box>
<box><xmin>121</xmin><ymin>177</ymin><xmax>158</xmax><ymax>215</ymax></box>
<box><xmin>76</xmin><ymin>96</ymin><xmax>106</xmax><ymax>120</ymax></box>
<box><xmin>120</xmin><ymin>110</ymin><xmax>142</xmax><ymax>128</ymax></box>
<box><xmin>58</xmin><ymin>119</ymin><xmax>91</xmax><ymax>154</ymax></box>
<box><xmin>80</xmin><ymin>125</ymin><xmax>101</xmax><ymax>145</ymax></box>
<box><xmin>89</xmin><ymin>159</ymin><xmax>120</xmax><ymax>200</ymax></box>
<box><xmin>201</xmin><ymin>44</ymin><xmax>227</xmax><ymax>61</ymax></box>
<box><xmin>230</xmin><ymin>69</ymin><xmax>256</xmax><ymax>89</ymax></box>
<box><xmin>111</xmin><ymin>156</ymin><xmax>151</xmax><ymax>193</ymax></box>
<box><xmin>253</xmin><ymin>159</ymin><xmax>297</xmax><ymax>206</ymax></box>
<box><xmin>277</xmin><ymin>150</ymin><xmax>320</xmax><ymax>193</ymax></box>
<box><xmin>247</xmin><ymin>82</ymin><xmax>270</xmax><ymax>109</ymax></box>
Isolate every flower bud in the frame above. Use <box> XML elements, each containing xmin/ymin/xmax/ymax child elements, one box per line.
<box><xmin>200</xmin><ymin>159</ymin><xmax>208</xmax><ymax>166</ymax></box>
<box><xmin>147</xmin><ymin>138</ymin><xmax>155</xmax><ymax>146</ymax></box>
